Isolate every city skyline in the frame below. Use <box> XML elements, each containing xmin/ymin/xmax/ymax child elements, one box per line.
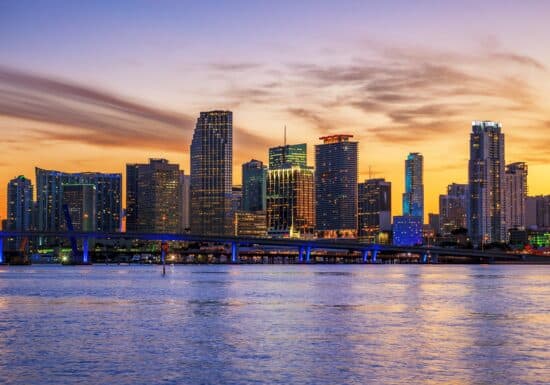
<box><xmin>2</xmin><ymin>1</ymin><xmax>550</xmax><ymax>222</ymax></box>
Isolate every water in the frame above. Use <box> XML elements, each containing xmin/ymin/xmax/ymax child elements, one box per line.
<box><xmin>0</xmin><ymin>265</ymin><xmax>549</xmax><ymax>385</ymax></box>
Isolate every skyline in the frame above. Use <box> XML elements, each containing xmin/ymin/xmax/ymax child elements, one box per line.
<box><xmin>2</xmin><ymin>1</ymin><xmax>550</xmax><ymax>221</ymax></box>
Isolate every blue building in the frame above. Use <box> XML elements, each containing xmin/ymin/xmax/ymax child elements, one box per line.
<box><xmin>242</xmin><ymin>159</ymin><xmax>266</xmax><ymax>212</ymax></box>
<box><xmin>402</xmin><ymin>153</ymin><xmax>424</xmax><ymax>221</ymax></box>
<box><xmin>315</xmin><ymin>135</ymin><xmax>358</xmax><ymax>238</ymax></box>
<box><xmin>392</xmin><ymin>215</ymin><xmax>423</xmax><ymax>246</ymax></box>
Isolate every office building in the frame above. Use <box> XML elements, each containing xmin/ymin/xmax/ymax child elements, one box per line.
<box><xmin>126</xmin><ymin>159</ymin><xmax>181</xmax><ymax>233</ymax></box>
<box><xmin>504</xmin><ymin>162</ymin><xmax>528</xmax><ymax>231</ymax></box>
<box><xmin>35</xmin><ymin>168</ymin><xmax>121</xmax><ymax>233</ymax></box>
<box><xmin>468</xmin><ymin>121</ymin><xmax>505</xmax><ymax>245</ymax></box>
<box><xmin>242</xmin><ymin>160</ymin><xmax>266</xmax><ymax>212</ymax></box>
<box><xmin>190</xmin><ymin>111</ymin><xmax>233</xmax><ymax>236</ymax></box>
<box><xmin>6</xmin><ymin>176</ymin><xmax>34</xmax><ymax>250</ymax></box>
<box><xmin>234</xmin><ymin>211</ymin><xmax>267</xmax><ymax>237</ymax></box>
<box><xmin>180</xmin><ymin>172</ymin><xmax>191</xmax><ymax>232</ymax></box>
<box><xmin>402</xmin><ymin>152</ymin><xmax>424</xmax><ymax>220</ymax></box>
<box><xmin>392</xmin><ymin>215</ymin><xmax>423</xmax><ymax>246</ymax></box>
<box><xmin>439</xmin><ymin>183</ymin><xmax>468</xmax><ymax>236</ymax></box>
<box><xmin>526</xmin><ymin>195</ymin><xmax>550</xmax><ymax>230</ymax></box>
<box><xmin>358</xmin><ymin>178</ymin><xmax>391</xmax><ymax>243</ymax></box>
<box><xmin>61</xmin><ymin>184</ymin><xmax>96</xmax><ymax>232</ymax></box>
<box><xmin>269</xmin><ymin>143</ymin><xmax>307</xmax><ymax>169</ymax></box>
<box><xmin>315</xmin><ymin>135</ymin><xmax>358</xmax><ymax>238</ymax></box>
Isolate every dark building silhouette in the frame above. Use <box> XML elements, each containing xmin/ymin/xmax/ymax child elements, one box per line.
<box><xmin>358</xmin><ymin>178</ymin><xmax>391</xmax><ymax>242</ymax></box>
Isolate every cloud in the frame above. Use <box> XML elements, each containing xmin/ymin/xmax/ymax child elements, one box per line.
<box><xmin>0</xmin><ymin>66</ymin><xmax>273</xmax><ymax>152</ymax></box>
<box><xmin>209</xmin><ymin>62</ymin><xmax>263</xmax><ymax>71</ymax></box>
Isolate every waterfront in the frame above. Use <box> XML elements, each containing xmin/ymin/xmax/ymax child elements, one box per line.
<box><xmin>0</xmin><ymin>265</ymin><xmax>549</xmax><ymax>384</ymax></box>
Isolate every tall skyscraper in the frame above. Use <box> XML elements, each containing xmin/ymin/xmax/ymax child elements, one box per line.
<box><xmin>190</xmin><ymin>111</ymin><xmax>233</xmax><ymax>236</ymax></box>
<box><xmin>126</xmin><ymin>159</ymin><xmax>181</xmax><ymax>233</ymax></box>
<box><xmin>180</xmin><ymin>172</ymin><xmax>191</xmax><ymax>232</ymax></box>
<box><xmin>315</xmin><ymin>135</ymin><xmax>358</xmax><ymax>238</ymax></box>
<box><xmin>439</xmin><ymin>183</ymin><xmax>468</xmax><ymax>235</ymax></box>
<box><xmin>36</xmin><ymin>168</ymin><xmax>121</xmax><ymax>233</ymax></box>
<box><xmin>6</xmin><ymin>176</ymin><xmax>33</xmax><ymax>232</ymax></box>
<box><xmin>526</xmin><ymin>195</ymin><xmax>550</xmax><ymax>230</ymax></box>
<box><xmin>468</xmin><ymin>121</ymin><xmax>505</xmax><ymax>245</ymax></box>
<box><xmin>242</xmin><ymin>159</ymin><xmax>267</xmax><ymax>212</ymax></box>
<box><xmin>504</xmin><ymin>162</ymin><xmax>528</xmax><ymax>231</ymax></box>
<box><xmin>269</xmin><ymin>143</ymin><xmax>307</xmax><ymax>169</ymax></box>
<box><xmin>61</xmin><ymin>184</ymin><xmax>96</xmax><ymax>232</ymax></box>
<box><xmin>402</xmin><ymin>152</ymin><xmax>424</xmax><ymax>220</ymax></box>
<box><xmin>358</xmin><ymin>178</ymin><xmax>391</xmax><ymax>243</ymax></box>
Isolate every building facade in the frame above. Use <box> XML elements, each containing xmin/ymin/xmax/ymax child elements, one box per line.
<box><xmin>180</xmin><ymin>172</ymin><xmax>191</xmax><ymax>232</ymax></box>
<box><xmin>504</xmin><ymin>162</ymin><xmax>528</xmax><ymax>231</ymax></box>
<box><xmin>242</xmin><ymin>159</ymin><xmax>266</xmax><ymax>212</ymax></box>
<box><xmin>61</xmin><ymin>184</ymin><xmax>96</xmax><ymax>232</ymax></box>
<box><xmin>358</xmin><ymin>178</ymin><xmax>391</xmax><ymax>243</ymax></box>
<box><xmin>126</xmin><ymin>159</ymin><xmax>181</xmax><ymax>233</ymax></box>
<box><xmin>6</xmin><ymin>176</ymin><xmax>34</xmax><ymax>250</ymax></box>
<box><xmin>234</xmin><ymin>211</ymin><xmax>267</xmax><ymax>237</ymax></box>
<box><xmin>468</xmin><ymin>121</ymin><xmax>505</xmax><ymax>245</ymax></box>
<box><xmin>190</xmin><ymin>111</ymin><xmax>233</xmax><ymax>236</ymax></box>
<box><xmin>392</xmin><ymin>215</ymin><xmax>423</xmax><ymax>246</ymax></box>
<box><xmin>526</xmin><ymin>195</ymin><xmax>550</xmax><ymax>230</ymax></box>
<box><xmin>402</xmin><ymin>152</ymin><xmax>424</xmax><ymax>220</ymax></box>
<box><xmin>315</xmin><ymin>135</ymin><xmax>358</xmax><ymax>238</ymax></box>
<box><xmin>268</xmin><ymin>143</ymin><xmax>307</xmax><ymax>169</ymax></box>
<box><xmin>439</xmin><ymin>183</ymin><xmax>468</xmax><ymax>236</ymax></box>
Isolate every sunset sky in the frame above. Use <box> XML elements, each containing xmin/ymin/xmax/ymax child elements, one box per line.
<box><xmin>1</xmin><ymin>0</ymin><xmax>550</xmax><ymax>222</ymax></box>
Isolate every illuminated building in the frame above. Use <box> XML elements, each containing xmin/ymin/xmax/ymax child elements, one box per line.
<box><xmin>428</xmin><ymin>213</ymin><xmax>440</xmax><ymax>235</ymax></box>
<box><xmin>180</xmin><ymin>172</ymin><xmax>191</xmax><ymax>232</ymax></box>
<box><xmin>190</xmin><ymin>110</ymin><xmax>233</xmax><ymax>236</ymax></box>
<box><xmin>358</xmin><ymin>178</ymin><xmax>391</xmax><ymax>243</ymax></box>
<box><xmin>439</xmin><ymin>183</ymin><xmax>468</xmax><ymax>235</ymax></box>
<box><xmin>269</xmin><ymin>143</ymin><xmax>307</xmax><ymax>169</ymax></box>
<box><xmin>61</xmin><ymin>184</ymin><xmax>96</xmax><ymax>232</ymax></box>
<box><xmin>6</xmin><ymin>176</ymin><xmax>33</xmax><ymax>249</ymax></box>
<box><xmin>242</xmin><ymin>159</ymin><xmax>266</xmax><ymax>212</ymax></box>
<box><xmin>526</xmin><ymin>195</ymin><xmax>550</xmax><ymax>230</ymax></box>
<box><xmin>126</xmin><ymin>159</ymin><xmax>181</xmax><ymax>233</ymax></box>
<box><xmin>36</xmin><ymin>168</ymin><xmax>121</xmax><ymax>233</ymax></box>
<box><xmin>468</xmin><ymin>121</ymin><xmax>505</xmax><ymax>245</ymax></box>
<box><xmin>266</xmin><ymin>144</ymin><xmax>315</xmax><ymax>237</ymax></box>
<box><xmin>402</xmin><ymin>152</ymin><xmax>424</xmax><ymax>220</ymax></box>
<box><xmin>392</xmin><ymin>215</ymin><xmax>423</xmax><ymax>246</ymax></box>
<box><xmin>234</xmin><ymin>211</ymin><xmax>267</xmax><ymax>237</ymax></box>
<box><xmin>529</xmin><ymin>232</ymin><xmax>550</xmax><ymax>248</ymax></box>
<box><xmin>504</xmin><ymin>162</ymin><xmax>527</xmax><ymax>231</ymax></box>
<box><xmin>315</xmin><ymin>135</ymin><xmax>358</xmax><ymax>238</ymax></box>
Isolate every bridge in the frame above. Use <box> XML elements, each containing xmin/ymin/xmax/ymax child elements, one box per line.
<box><xmin>0</xmin><ymin>230</ymin><xmax>533</xmax><ymax>265</ymax></box>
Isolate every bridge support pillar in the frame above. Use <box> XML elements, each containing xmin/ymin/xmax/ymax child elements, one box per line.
<box><xmin>0</xmin><ymin>237</ymin><xmax>4</xmax><ymax>264</ymax></box>
<box><xmin>231</xmin><ymin>242</ymin><xmax>238</xmax><ymax>263</ymax></box>
<box><xmin>372</xmin><ymin>250</ymin><xmax>378</xmax><ymax>263</ymax></box>
<box><xmin>431</xmin><ymin>253</ymin><xmax>438</xmax><ymax>264</ymax></box>
<box><xmin>305</xmin><ymin>246</ymin><xmax>311</xmax><ymax>263</ymax></box>
<box><xmin>298</xmin><ymin>246</ymin><xmax>304</xmax><ymax>263</ymax></box>
<box><xmin>422</xmin><ymin>253</ymin><xmax>428</xmax><ymax>264</ymax></box>
<box><xmin>83</xmin><ymin>237</ymin><xmax>89</xmax><ymax>264</ymax></box>
<box><xmin>362</xmin><ymin>250</ymin><xmax>369</xmax><ymax>263</ymax></box>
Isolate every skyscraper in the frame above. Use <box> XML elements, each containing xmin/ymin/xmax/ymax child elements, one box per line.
<box><xmin>358</xmin><ymin>178</ymin><xmax>391</xmax><ymax>243</ymax></box>
<box><xmin>242</xmin><ymin>159</ymin><xmax>266</xmax><ymax>212</ymax></box>
<box><xmin>439</xmin><ymin>183</ymin><xmax>468</xmax><ymax>235</ymax></box>
<box><xmin>269</xmin><ymin>143</ymin><xmax>307</xmax><ymax>169</ymax></box>
<box><xmin>61</xmin><ymin>184</ymin><xmax>96</xmax><ymax>232</ymax></box>
<box><xmin>468</xmin><ymin>121</ymin><xmax>505</xmax><ymax>245</ymax></box>
<box><xmin>315</xmin><ymin>135</ymin><xmax>358</xmax><ymax>238</ymax></box>
<box><xmin>504</xmin><ymin>162</ymin><xmax>528</xmax><ymax>231</ymax></box>
<box><xmin>35</xmin><ymin>168</ymin><xmax>121</xmax><ymax>233</ymax></box>
<box><xmin>180</xmin><ymin>172</ymin><xmax>191</xmax><ymax>232</ymax></box>
<box><xmin>190</xmin><ymin>111</ymin><xmax>233</xmax><ymax>236</ymax></box>
<box><xmin>402</xmin><ymin>152</ymin><xmax>424</xmax><ymax>220</ymax></box>
<box><xmin>126</xmin><ymin>159</ymin><xmax>181</xmax><ymax>233</ymax></box>
<box><xmin>526</xmin><ymin>195</ymin><xmax>550</xmax><ymax>230</ymax></box>
<box><xmin>6</xmin><ymin>176</ymin><xmax>33</xmax><ymax>249</ymax></box>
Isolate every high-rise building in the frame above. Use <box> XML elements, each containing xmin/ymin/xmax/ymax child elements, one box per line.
<box><xmin>315</xmin><ymin>135</ymin><xmax>358</xmax><ymax>238</ymax></box>
<box><xmin>402</xmin><ymin>152</ymin><xmax>424</xmax><ymax>220</ymax></box>
<box><xmin>242</xmin><ymin>160</ymin><xmax>266</xmax><ymax>212</ymax></box>
<box><xmin>358</xmin><ymin>178</ymin><xmax>391</xmax><ymax>242</ymax></box>
<box><xmin>231</xmin><ymin>186</ymin><xmax>243</xmax><ymax>219</ymax></box>
<box><xmin>439</xmin><ymin>183</ymin><xmax>468</xmax><ymax>235</ymax></box>
<box><xmin>126</xmin><ymin>159</ymin><xmax>181</xmax><ymax>233</ymax></box>
<box><xmin>6</xmin><ymin>176</ymin><xmax>34</xmax><ymax>250</ymax></box>
<box><xmin>36</xmin><ymin>168</ymin><xmax>121</xmax><ymax>233</ymax></box>
<box><xmin>266</xmin><ymin>143</ymin><xmax>315</xmax><ymax>238</ymax></box>
<box><xmin>234</xmin><ymin>211</ymin><xmax>267</xmax><ymax>237</ymax></box>
<box><xmin>61</xmin><ymin>184</ymin><xmax>96</xmax><ymax>232</ymax></box>
<box><xmin>180</xmin><ymin>172</ymin><xmax>191</xmax><ymax>232</ymax></box>
<box><xmin>190</xmin><ymin>111</ymin><xmax>233</xmax><ymax>236</ymax></box>
<box><xmin>468</xmin><ymin>121</ymin><xmax>505</xmax><ymax>245</ymax></box>
<box><xmin>392</xmin><ymin>215</ymin><xmax>423</xmax><ymax>246</ymax></box>
<box><xmin>526</xmin><ymin>195</ymin><xmax>550</xmax><ymax>230</ymax></box>
<box><xmin>269</xmin><ymin>143</ymin><xmax>307</xmax><ymax>169</ymax></box>
<box><xmin>428</xmin><ymin>213</ymin><xmax>440</xmax><ymax>235</ymax></box>
<box><xmin>504</xmin><ymin>162</ymin><xmax>528</xmax><ymax>231</ymax></box>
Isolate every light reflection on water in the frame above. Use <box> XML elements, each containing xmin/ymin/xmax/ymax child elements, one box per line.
<box><xmin>0</xmin><ymin>265</ymin><xmax>549</xmax><ymax>384</ymax></box>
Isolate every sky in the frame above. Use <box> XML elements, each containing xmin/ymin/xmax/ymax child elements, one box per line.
<box><xmin>1</xmin><ymin>0</ymin><xmax>550</xmax><ymax>222</ymax></box>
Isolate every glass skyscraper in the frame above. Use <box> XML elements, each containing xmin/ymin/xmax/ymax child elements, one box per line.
<box><xmin>439</xmin><ymin>183</ymin><xmax>468</xmax><ymax>236</ymax></box>
<box><xmin>402</xmin><ymin>152</ymin><xmax>424</xmax><ymax>221</ymax></box>
<box><xmin>269</xmin><ymin>143</ymin><xmax>307</xmax><ymax>169</ymax></box>
<box><xmin>190</xmin><ymin>110</ymin><xmax>233</xmax><ymax>236</ymax></box>
<box><xmin>35</xmin><ymin>168</ymin><xmax>121</xmax><ymax>233</ymax></box>
<box><xmin>126</xmin><ymin>159</ymin><xmax>181</xmax><ymax>233</ymax></box>
<box><xmin>242</xmin><ymin>159</ymin><xmax>266</xmax><ymax>212</ymax></box>
<box><xmin>468</xmin><ymin>121</ymin><xmax>505</xmax><ymax>245</ymax></box>
<box><xmin>358</xmin><ymin>178</ymin><xmax>391</xmax><ymax>242</ymax></box>
<box><xmin>315</xmin><ymin>135</ymin><xmax>358</xmax><ymax>238</ymax></box>
<box><xmin>61</xmin><ymin>184</ymin><xmax>96</xmax><ymax>232</ymax></box>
